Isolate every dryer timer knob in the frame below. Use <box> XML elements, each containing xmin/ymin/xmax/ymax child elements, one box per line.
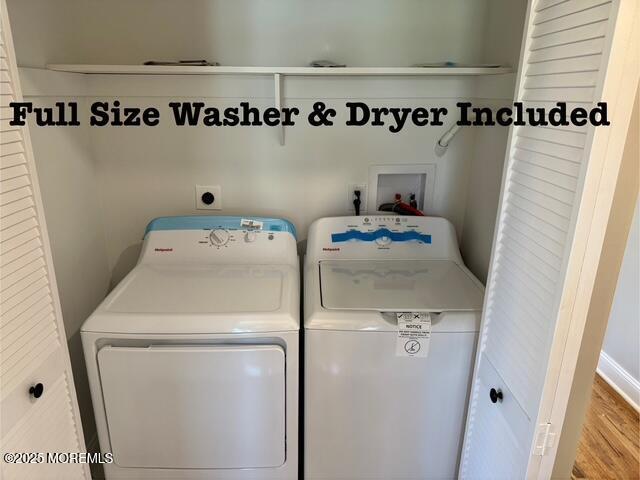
<box><xmin>210</xmin><ymin>229</ymin><xmax>230</xmax><ymax>246</ymax></box>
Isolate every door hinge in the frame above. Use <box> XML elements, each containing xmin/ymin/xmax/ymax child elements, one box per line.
<box><xmin>533</xmin><ymin>423</ymin><xmax>557</xmax><ymax>456</ymax></box>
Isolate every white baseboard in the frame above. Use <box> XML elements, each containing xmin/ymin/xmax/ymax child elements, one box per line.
<box><xmin>597</xmin><ymin>351</ymin><xmax>640</xmax><ymax>412</ymax></box>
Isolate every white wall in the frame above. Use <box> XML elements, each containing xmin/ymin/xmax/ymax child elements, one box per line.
<box><xmin>599</xmin><ymin>200</ymin><xmax>640</xmax><ymax>408</ymax></box>
<box><xmin>459</xmin><ymin>0</ymin><xmax>527</xmax><ymax>282</ymax></box>
<box><xmin>83</xmin><ymin>74</ymin><xmax>486</xmax><ymax>282</ymax></box>
<box><xmin>10</xmin><ymin>0</ymin><xmax>491</xmax><ymax>68</ymax></box>
<box><xmin>598</xmin><ymin>88</ymin><xmax>640</xmax><ymax>410</ymax></box>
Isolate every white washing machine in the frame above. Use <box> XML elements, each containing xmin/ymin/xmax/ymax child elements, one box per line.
<box><xmin>82</xmin><ymin>216</ymin><xmax>299</xmax><ymax>480</ymax></box>
<box><xmin>304</xmin><ymin>215</ymin><xmax>484</xmax><ymax>479</ymax></box>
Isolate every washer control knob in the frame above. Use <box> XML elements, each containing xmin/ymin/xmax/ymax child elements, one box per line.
<box><xmin>245</xmin><ymin>231</ymin><xmax>257</xmax><ymax>243</ymax></box>
<box><xmin>375</xmin><ymin>235</ymin><xmax>392</xmax><ymax>246</ymax></box>
<box><xmin>209</xmin><ymin>229</ymin><xmax>230</xmax><ymax>247</ymax></box>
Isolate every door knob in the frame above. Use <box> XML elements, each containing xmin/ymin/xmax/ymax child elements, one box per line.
<box><xmin>489</xmin><ymin>388</ymin><xmax>503</xmax><ymax>404</ymax></box>
<box><xmin>29</xmin><ymin>383</ymin><xmax>44</xmax><ymax>399</ymax></box>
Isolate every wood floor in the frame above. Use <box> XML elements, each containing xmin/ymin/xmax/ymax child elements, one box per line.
<box><xmin>572</xmin><ymin>374</ymin><xmax>639</xmax><ymax>480</ymax></box>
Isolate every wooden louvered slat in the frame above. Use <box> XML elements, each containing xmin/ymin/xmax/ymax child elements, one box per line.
<box><xmin>0</xmin><ymin>152</ymin><xmax>27</xmax><ymax>169</ymax></box>
<box><xmin>513</xmin><ymin>148</ymin><xmax>582</xmax><ymax>176</ymax></box>
<box><xmin>521</xmin><ymin>86</ymin><xmax>595</xmax><ymax>103</ymax></box>
<box><xmin>530</xmin><ymin>20</ymin><xmax>608</xmax><ymax>51</ymax></box>
<box><xmin>0</xmin><ymin>226</ymin><xmax>39</xmax><ymax>256</ymax></box>
<box><xmin>0</xmin><ymin>236</ymin><xmax>41</xmax><ymax>268</ymax></box>
<box><xmin>0</xmin><ymin>174</ymin><xmax>30</xmax><ymax>194</ymax></box>
<box><xmin>0</xmin><ymin>106</ymin><xmax>13</xmax><ymax>120</ymax></box>
<box><xmin>525</xmin><ymin>54</ymin><xmax>602</xmax><ymax>76</ymax></box>
<box><xmin>1</xmin><ymin>314</ymin><xmax>56</xmax><ymax>366</ymax></box>
<box><xmin>0</xmin><ymin>80</ymin><xmax>12</xmax><ymax>96</ymax></box>
<box><xmin>508</xmin><ymin>188</ymin><xmax>572</xmax><ymax>231</ymax></box>
<box><xmin>512</xmin><ymin>158</ymin><xmax>579</xmax><ymax>190</ymax></box>
<box><xmin>0</xmin><ymin>257</ymin><xmax>44</xmax><ymax>294</ymax></box>
<box><xmin>499</xmin><ymin>241</ymin><xmax>559</xmax><ymax>290</ymax></box>
<box><xmin>0</xmin><ymin>266</ymin><xmax>46</xmax><ymax>303</ymax></box>
<box><xmin>0</xmin><ymin>219</ymin><xmax>38</xmax><ymax>249</ymax></box>
<box><xmin>0</xmin><ymin>117</ymin><xmax>18</xmax><ymax>131</ymax></box>
<box><xmin>510</xmin><ymin>171</ymin><xmax>575</xmax><ymax>205</ymax></box>
<box><xmin>0</xmin><ymin>139</ymin><xmax>24</xmax><ymax>157</ymax></box>
<box><xmin>528</xmin><ymin>37</ymin><xmax>605</xmax><ymax>64</ymax></box>
<box><xmin>533</xmin><ymin>0</ymin><xmax>611</xmax><ymax>24</ymax></box>
<box><xmin>1</xmin><ymin>296</ymin><xmax>51</xmax><ymax>338</ymax></box>
<box><xmin>500</xmin><ymin>231</ymin><xmax>561</xmax><ymax>280</ymax></box>
<box><xmin>3</xmin><ymin>304</ymin><xmax>53</xmax><ymax>346</ymax></box>
<box><xmin>0</xmin><ymin>93</ymin><xmax>13</xmax><ymax>107</ymax></box>
<box><xmin>0</xmin><ymin>185</ymin><xmax>32</xmax><ymax>208</ymax></box>
<box><xmin>524</xmin><ymin>71</ymin><xmax>599</xmax><ymax>89</ymax></box>
<box><xmin>517</xmin><ymin>126</ymin><xmax>586</xmax><ymax>149</ymax></box>
<box><xmin>0</xmin><ymin>206</ymin><xmax>35</xmax><ymax>230</ymax></box>
<box><xmin>0</xmin><ymin>196</ymin><xmax>34</xmax><ymax>219</ymax></box>
<box><xmin>0</xmin><ymin>247</ymin><xmax>43</xmax><ymax>279</ymax></box>
<box><xmin>503</xmin><ymin>212</ymin><xmax>565</xmax><ymax>258</ymax></box>
<box><xmin>504</xmin><ymin>201</ymin><xmax>568</xmax><ymax>244</ymax></box>
<box><xmin>532</xmin><ymin>3</ymin><xmax>612</xmax><ymax>37</ymax></box>
<box><xmin>0</xmin><ymin>128</ymin><xmax>20</xmax><ymax>144</ymax></box>
<box><xmin>515</xmin><ymin>136</ymin><xmax>583</xmax><ymax>162</ymax></box>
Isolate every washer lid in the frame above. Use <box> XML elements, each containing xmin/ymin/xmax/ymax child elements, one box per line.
<box><xmin>320</xmin><ymin>260</ymin><xmax>483</xmax><ymax>312</ymax></box>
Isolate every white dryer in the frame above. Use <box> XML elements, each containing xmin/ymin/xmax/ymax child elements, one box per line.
<box><xmin>82</xmin><ymin>216</ymin><xmax>299</xmax><ymax>479</ymax></box>
<box><xmin>304</xmin><ymin>215</ymin><xmax>484</xmax><ymax>479</ymax></box>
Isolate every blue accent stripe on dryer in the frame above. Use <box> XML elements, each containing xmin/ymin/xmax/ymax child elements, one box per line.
<box><xmin>331</xmin><ymin>229</ymin><xmax>431</xmax><ymax>244</ymax></box>
<box><xmin>144</xmin><ymin>216</ymin><xmax>297</xmax><ymax>239</ymax></box>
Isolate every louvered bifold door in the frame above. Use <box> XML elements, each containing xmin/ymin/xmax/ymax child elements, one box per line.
<box><xmin>460</xmin><ymin>0</ymin><xmax>636</xmax><ymax>478</ymax></box>
<box><xmin>0</xmin><ymin>2</ymin><xmax>88</xmax><ymax>479</ymax></box>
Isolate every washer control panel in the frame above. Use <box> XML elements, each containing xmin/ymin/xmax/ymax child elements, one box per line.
<box><xmin>330</xmin><ymin>216</ymin><xmax>432</xmax><ymax>246</ymax></box>
<box><xmin>307</xmin><ymin>216</ymin><xmax>462</xmax><ymax>263</ymax></box>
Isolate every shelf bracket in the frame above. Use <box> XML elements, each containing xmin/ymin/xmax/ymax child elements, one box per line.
<box><xmin>274</xmin><ymin>73</ymin><xmax>284</xmax><ymax>146</ymax></box>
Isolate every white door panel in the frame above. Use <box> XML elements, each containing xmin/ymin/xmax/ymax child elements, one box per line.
<box><xmin>98</xmin><ymin>345</ymin><xmax>286</xmax><ymax>469</ymax></box>
<box><xmin>461</xmin><ymin>0</ymin><xmax>639</xmax><ymax>478</ymax></box>
<box><xmin>0</xmin><ymin>3</ymin><xmax>87</xmax><ymax>478</ymax></box>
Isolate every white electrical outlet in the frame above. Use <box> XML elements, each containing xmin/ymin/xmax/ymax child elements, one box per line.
<box><xmin>195</xmin><ymin>185</ymin><xmax>222</xmax><ymax>210</ymax></box>
<box><xmin>347</xmin><ymin>184</ymin><xmax>367</xmax><ymax>215</ymax></box>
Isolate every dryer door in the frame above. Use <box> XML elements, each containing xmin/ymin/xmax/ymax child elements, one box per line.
<box><xmin>97</xmin><ymin>344</ymin><xmax>286</xmax><ymax>469</ymax></box>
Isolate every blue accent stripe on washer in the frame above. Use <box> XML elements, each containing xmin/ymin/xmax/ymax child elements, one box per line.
<box><xmin>331</xmin><ymin>229</ymin><xmax>431</xmax><ymax>244</ymax></box>
<box><xmin>144</xmin><ymin>216</ymin><xmax>297</xmax><ymax>239</ymax></box>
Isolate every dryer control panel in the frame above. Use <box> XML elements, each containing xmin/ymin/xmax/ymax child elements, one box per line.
<box><xmin>139</xmin><ymin>216</ymin><xmax>298</xmax><ymax>266</ymax></box>
<box><xmin>306</xmin><ymin>215</ymin><xmax>462</xmax><ymax>263</ymax></box>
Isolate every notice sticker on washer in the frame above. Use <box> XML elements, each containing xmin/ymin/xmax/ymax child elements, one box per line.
<box><xmin>240</xmin><ymin>218</ymin><xmax>264</xmax><ymax>230</ymax></box>
<box><xmin>396</xmin><ymin>312</ymin><xmax>431</xmax><ymax>357</ymax></box>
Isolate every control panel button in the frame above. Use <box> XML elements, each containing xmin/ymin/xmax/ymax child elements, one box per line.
<box><xmin>244</xmin><ymin>231</ymin><xmax>257</xmax><ymax>243</ymax></box>
<box><xmin>209</xmin><ymin>229</ymin><xmax>230</xmax><ymax>247</ymax></box>
<box><xmin>375</xmin><ymin>235</ymin><xmax>392</xmax><ymax>246</ymax></box>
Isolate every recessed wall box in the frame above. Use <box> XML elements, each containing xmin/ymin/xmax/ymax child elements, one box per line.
<box><xmin>367</xmin><ymin>164</ymin><xmax>436</xmax><ymax>214</ymax></box>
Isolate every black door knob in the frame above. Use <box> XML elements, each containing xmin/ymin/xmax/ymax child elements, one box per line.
<box><xmin>29</xmin><ymin>383</ymin><xmax>44</xmax><ymax>399</ymax></box>
<box><xmin>489</xmin><ymin>388</ymin><xmax>503</xmax><ymax>404</ymax></box>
